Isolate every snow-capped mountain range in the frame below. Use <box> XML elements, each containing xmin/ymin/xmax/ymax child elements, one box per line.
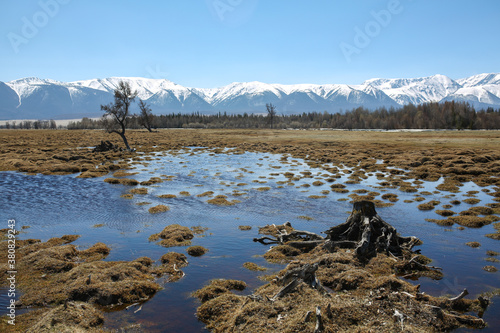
<box><xmin>1</xmin><ymin>73</ymin><xmax>499</xmax><ymax>120</ymax></box>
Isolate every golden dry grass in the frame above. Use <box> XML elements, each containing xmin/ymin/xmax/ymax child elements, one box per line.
<box><xmin>187</xmin><ymin>245</ymin><xmax>209</xmax><ymax>257</ymax></box>
<box><xmin>148</xmin><ymin>224</ymin><xmax>194</xmax><ymax>247</ymax></box>
<box><xmin>148</xmin><ymin>204</ymin><xmax>170</xmax><ymax>214</ymax></box>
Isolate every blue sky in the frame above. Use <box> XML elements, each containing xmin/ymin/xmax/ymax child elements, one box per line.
<box><xmin>1</xmin><ymin>0</ymin><xmax>499</xmax><ymax>87</ymax></box>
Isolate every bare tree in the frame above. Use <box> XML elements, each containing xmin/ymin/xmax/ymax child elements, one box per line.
<box><xmin>266</xmin><ymin>103</ymin><xmax>277</xmax><ymax>129</ymax></box>
<box><xmin>100</xmin><ymin>81</ymin><xmax>138</xmax><ymax>150</ymax></box>
<box><xmin>138</xmin><ymin>99</ymin><xmax>154</xmax><ymax>132</ymax></box>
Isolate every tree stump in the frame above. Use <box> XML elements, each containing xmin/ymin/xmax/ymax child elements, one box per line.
<box><xmin>324</xmin><ymin>201</ymin><xmax>420</xmax><ymax>259</ymax></box>
<box><xmin>254</xmin><ymin>201</ymin><xmax>421</xmax><ymax>261</ymax></box>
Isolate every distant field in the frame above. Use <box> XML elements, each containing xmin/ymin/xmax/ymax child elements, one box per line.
<box><xmin>1</xmin><ymin>129</ymin><xmax>500</xmax><ymax>176</ymax></box>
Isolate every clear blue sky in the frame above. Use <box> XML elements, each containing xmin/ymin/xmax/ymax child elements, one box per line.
<box><xmin>1</xmin><ymin>0</ymin><xmax>499</xmax><ymax>87</ymax></box>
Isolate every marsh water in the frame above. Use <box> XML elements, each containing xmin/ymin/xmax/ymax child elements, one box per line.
<box><xmin>1</xmin><ymin>147</ymin><xmax>499</xmax><ymax>332</ymax></box>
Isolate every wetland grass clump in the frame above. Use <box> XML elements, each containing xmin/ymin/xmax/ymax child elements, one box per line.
<box><xmin>238</xmin><ymin>225</ymin><xmax>252</xmax><ymax>231</ymax></box>
<box><xmin>129</xmin><ymin>187</ymin><xmax>148</xmax><ymax>195</ymax></box>
<box><xmin>460</xmin><ymin>206</ymin><xmax>494</xmax><ymax>216</ymax></box>
<box><xmin>140</xmin><ymin>177</ymin><xmax>164</xmax><ymax>186</ymax></box>
<box><xmin>308</xmin><ymin>195</ymin><xmax>327</xmax><ymax>199</ymax></box>
<box><xmin>483</xmin><ymin>266</ymin><xmax>498</xmax><ymax>272</ymax></box>
<box><xmin>443</xmin><ymin>215</ymin><xmax>498</xmax><ymax>228</ymax></box>
<box><xmin>263</xmin><ymin>245</ymin><xmax>301</xmax><ymax>262</ymax></box>
<box><xmin>193</xmin><ymin>279</ymin><xmax>247</xmax><ymax>303</ymax></box>
<box><xmin>197</xmin><ymin>191</ymin><xmax>214</xmax><ymax>197</ymax></box>
<box><xmin>120</xmin><ymin>193</ymin><xmax>134</xmax><ymax>199</ymax></box>
<box><xmin>158</xmin><ymin>194</ymin><xmax>177</xmax><ymax>199</ymax></box>
<box><xmin>149</xmin><ymin>224</ymin><xmax>193</xmax><ymax>247</ymax></box>
<box><xmin>104</xmin><ymin>178</ymin><xmax>120</xmax><ymax>184</ymax></box>
<box><xmin>255</xmin><ymin>186</ymin><xmax>271</xmax><ymax>192</ymax></box>
<box><xmin>243</xmin><ymin>262</ymin><xmax>267</xmax><ymax>271</ymax></box>
<box><xmin>435</xmin><ymin>210</ymin><xmax>455</xmax><ymax>217</ymax></box>
<box><xmin>148</xmin><ymin>205</ymin><xmax>170</xmax><ymax>214</ymax></box>
<box><xmin>381</xmin><ymin>193</ymin><xmax>399</xmax><ymax>202</ymax></box>
<box><xmin>425</xmin><ymin>218</ymin><xmax>455</xmax><ymax>227</ymax></box>
<box><xmin>418</xmin><ymin>202</ymin><xmax>437</xmax><ymax>210</ymax></box>
<box><xmin>113</xmin><ymin>171</ymin><xmax>138</xmax><ymax>177</ymax></box>
<box><xmin>373</xmin><ymin>200</ymin><xmax>394</xmax><ymax>208</ymax></box>
<box><xmin>187</xmin><ymin>246</ymin><xmax>209</xmax><ymax>257</ymax></box>
<box><xmin>119</xmin><ymin>178</ymin><xmax>139</xmax><ymax>186</ymax></box>
<box><xmin>463</xmin><ymin>198</ymin><xmax>481</xmax><ymax>205</ymax></box>
<box><xmin>207</xmin><ymin>195</ymin><xmax>239</xmax><ymax>206</ymax></box>
<box><xmin>485</xmin><ymin>257</ymin><xmax>500</xmax><ymax>263</ymax></box>
<box><xmin>465</xmin><ymin>242</ymin><xmax>481</xmax><ymax>248</ymax></box>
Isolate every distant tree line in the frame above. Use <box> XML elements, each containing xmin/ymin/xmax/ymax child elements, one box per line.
<box><xmin>65</xmin><ymin>101</ymin><xmax>499</xmax><ymax>130</ymax></box>
<box><xmin>2</xmin><ymin>101</ymin><xmax>499</xmax><ymax>130</ymax></box>
<box><xmin>1</xmin><ymin>119</ymin><xmax>58</xmax><ymax>129</ymax></box>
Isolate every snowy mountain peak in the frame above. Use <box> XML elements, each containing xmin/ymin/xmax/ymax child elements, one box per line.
<box><xmin>458</xmin><ymin>73</ymin><xmax>500</xmax><ymax>87</ymax></box>
<box><xmin>1</xmin><ymin>73</ymin><xmax>499</xmax><ymax>120</ymax></box>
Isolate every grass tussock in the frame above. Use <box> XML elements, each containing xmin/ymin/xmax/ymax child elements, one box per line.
<box><xmin>148</xmin><ymin>224</ymin><xmax>194</xmax><ymax>247</ymax></box>
<box><xmin>187</xmin><ymin>246</ymin><xmax>209</xmax><ymax>257</ymax></box>
<box><xmin>129</xmin><ymin>187</ymin><xmax>148</xmax><ymax>195</ymax></box>
<box><xmin>243</xmin><ymin>262</ymin><xmax>267</xmax><ymax>271</ymax></box>
<box><xmin>148</xmin><ymin>205</ymin><xmax>170</xmax><ymax>214</ymax></box>
<box><xmin>193</xmin><ymin>279</ymin><xmax>246</xmax><ymax>303</ymax></box>
<box><xmin>158</xmin><ymin>194</ymin><xmax>177</xmax><ymax>199</ymax></box>
<box><xmin>197</xmin><ymin>191</ymin><xmax>215</xmax><ymax>197</ymax></box>
<box><xmin>238</xmin><ymin>225</ymin><xmax>252</xmax><ymax>231</ymax></box>
<box><xmin>207</xmin><ymin>195</ymin><xmax>239</xmax><ymax>206</ymax></box>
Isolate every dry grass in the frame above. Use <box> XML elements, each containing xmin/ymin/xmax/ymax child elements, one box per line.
<box><xmin>243</xmin><ymin>262</ymin><xmax>267</xmax><ymax>271</ymax></box>
<box><xmin>197</xmin><ymin>191</ymin><xmax>215</xmax><ymax>197</ymax></box>
<box><xmin>1</xmin><ymin>130</ymin><xmax>499</xmax><ymax>189</ymax></box>
<box><xmin>0</xmin><ymin>233</ymin><xmax>192</xmax><ymax>332</ymax></box>
<box><xmin>187</xmin><ymin>246</ymin><xmax>209</xmax><ymax>257</ymax></box>
<box><xmin>158</xmin><ymin>194</ymin><xmax>177</xmax><ymax>199</ymax></box>
<box><xmin>195</xmin><ymin>247</ymin><xmax>485</xmax><ymax>333</ymax></box>
<box><xmin>148</xmin><ymin>224</ymin><xmax>194</xmax><ymax>247</ymax></box>
<box><xmin>193</xmin><ymin>279</ymin><xmax>247</xmax><ymax>303</ymax></box>
<box><xmin>148</xmin><ymin>205</ymin><xmax>170</xmax><ymax>214</ymax></box>
<box><xmin>207</xmin><ymin>195</ymin><xmax>239</xmax><ymax>206</ymax></box>
<box><xmin>118</xmin><ymin>178</ymin><xmax>139</xmax><ymax>186</ymax></box>
<box><xmin>129</xmin><ymin>187</ymin><xmax>148</xmax><ymax>195</ymax></box>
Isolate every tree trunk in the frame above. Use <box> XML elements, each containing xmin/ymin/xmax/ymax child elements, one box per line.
<box><xmin>119</xmin><ymin>132</ymin><xmax>131</xmax><ymax>150</ymax></box>
<box><xmin>324</xmin><ymin>201</ymin><xmax>420</xmax><ymax>259</ymax></box>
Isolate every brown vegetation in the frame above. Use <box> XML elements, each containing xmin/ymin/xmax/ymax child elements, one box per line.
<box><xmin>187</xmin><ymin>246</ymin><xmax>209</xmax><ymax>257</ymax></box>
<box><xmin>149</xmin><ymin>224</ymin><xmax>194</xmax><ymax>247</ymax></box>
<box><xmin>148</xmin><ymin>204</ymin><xmax>170</xmax><ymax>214</ymax></box>
<box><xmin>0</xmin><ymin>233</ymin><xmax>188</xmax><ymax>332</ymax></box>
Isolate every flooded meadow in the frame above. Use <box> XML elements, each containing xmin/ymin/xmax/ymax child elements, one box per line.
<box><xmin>0</xmin><ymin>129</ymin><xmax>499</xmax><ymax>332</ymax></box>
